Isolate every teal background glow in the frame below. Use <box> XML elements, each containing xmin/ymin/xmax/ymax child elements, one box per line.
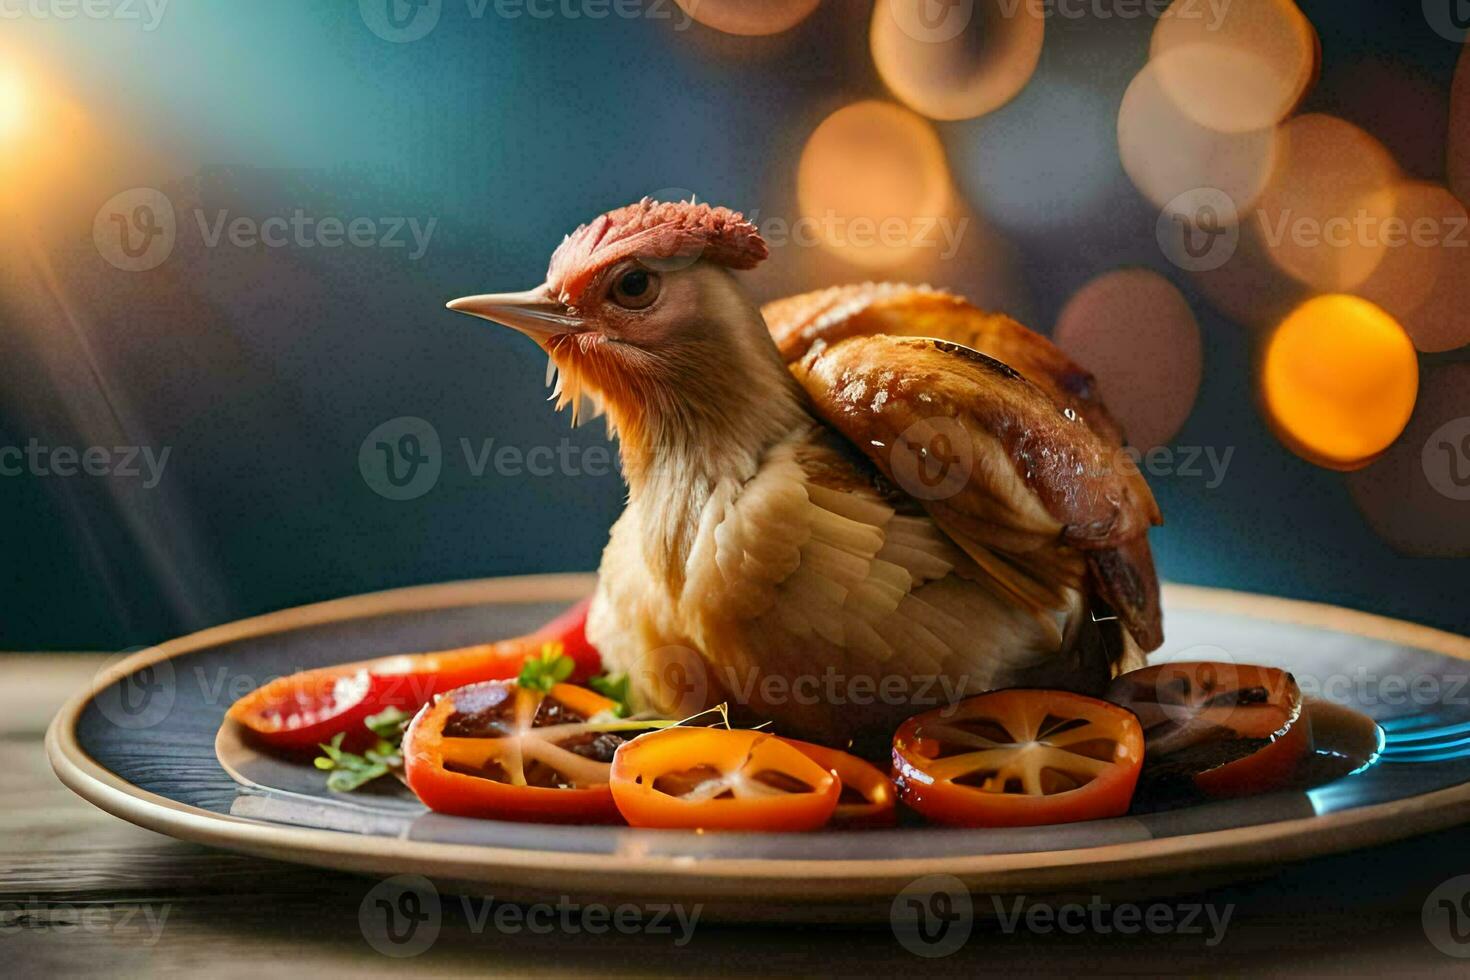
<box><xmin>1</xmin><ymin>1</ymin><xmax>1466</xmax><ymax>649</ymax></box>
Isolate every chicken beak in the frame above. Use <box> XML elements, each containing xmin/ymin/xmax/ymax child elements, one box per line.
<box><xmin>445</xmin><ymin>286</ymin><xmax>583</xmax><ymax>345</ymax></box>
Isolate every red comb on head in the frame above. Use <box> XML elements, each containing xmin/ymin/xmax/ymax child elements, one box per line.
<box><xmin>546</xmin><ymin>198</ymin><xmax>768</xmax><ymax>307</ymax></box>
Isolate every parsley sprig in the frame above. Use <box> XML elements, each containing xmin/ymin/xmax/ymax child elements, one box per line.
<box><xmin>588</xmin><ymin>672</ymin><xmax>632</xmax><ymax>718</ymax></box>
<box><xmin>313</xmin><ymin>706</ymin><xmax>411</xmax><ymax>793</ymax></box>
<box><xmin>517</xmin><ymin>642</ymin><xmax>575</xmax><ymax>693</ymax></box>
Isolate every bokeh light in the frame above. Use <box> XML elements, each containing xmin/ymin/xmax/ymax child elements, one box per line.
<box><xmin>1450</xmin><ymin>43</ymin><xmax>1470</xmax><ymax>207</ymax></box>
<box><xmin>1355</xmin><ymin>181</ymin><xmax>1470</xmax><ymax>353</ymax></box>
<box><xmin>673</xmin><ymin>0</ymin><xmax>820</xmax><ymax>36</ymax></box>
<box><xmin>1347</xmin><ymin>363</ymin><xmax>1470</xmax><ymax>557</ymax></box>
<box><xmin>1262</xmin><ymin>295</ymin><xmax>1418</xmax><ymax>470</ymax></box>
<box><xmin>1118</xmin><ymin>50</ymin><xmax>1278</xmax><ymax>219</ymax></box>
<box><xmin>870</xmin><ymin>0</ymin><xmax>1044</xmax><ymax>122</ymax></box>
<box><xmin>796</xmin><ymin>100</ymin><xmax>953</xmax><ymax>269</ymax></box>
<box><xmin>0</xmin><ymin>67</ymin><xmax>28</xmax><ymax>142</ymax></box>
<box><xmin>1150</xmin><ymin>0</ymin><xmax>1318</xmax><ymax>133</ymax></box>
<box><xmin>1252</xmin><ymin>114</ymin><xmax>1398</xmax><ymax>291</ymax></box>
<box><xmin>1054</xmin><ymin>269</ymin><xmax>1202</xmax><ymax>450</ymax></box>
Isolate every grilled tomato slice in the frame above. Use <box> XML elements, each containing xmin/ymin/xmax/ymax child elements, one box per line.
<box><xmin>892</xmin><ymin>689</ymin><xmax>1145</xmax><ymax>827</ymax></box>
<box><xmin>787</xmin><ymin>739</ymin><xmax>897</xmax><ymax>829</ymax></box>
<box><xmin>227</xmin><ymin>597</ymin><xmax>600</xmax><ymax>751</ymax></box>
<box><xmin>1107</xmin><ymin>661</ymin><xmax>1311</xmax><ymax>800</ymax></box>
<box><xmin>609</xmin><ymin>728</ymin><xmax>841</xmax><ymax>831</ymax></box>
<box><xmin>402</xmin><ymin>678</ymin><xmax>648</xmax><ymax>823</ymax></box>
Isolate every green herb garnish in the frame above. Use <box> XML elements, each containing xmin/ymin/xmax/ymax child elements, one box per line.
<box><xmin>314</xmin><ymin>708</ymin><xmax>410</xmax><ymax>793</ymax></box>
<box><xmin>365</xmin><ymin>705</ymin><xmax>412</xmax><ymax>741</ymax></box>
<box><xmin>517</xmin><ymin>642</ymin><xmax>574</xmax><ymax>694</ymax></box>
<box><xmin>588</xmin><ymin>672</ymin><xmax>632</xmax><ymax>718</ymax></box>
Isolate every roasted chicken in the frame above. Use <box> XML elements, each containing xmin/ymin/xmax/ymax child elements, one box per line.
<box><xmin>449</xmin><ymin>200</ymin><xmax>1161</xmax><ymax>748</ymax></box>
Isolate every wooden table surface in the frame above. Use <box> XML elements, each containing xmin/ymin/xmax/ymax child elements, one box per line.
<box><xmin>7</xmin><ymin>653</ymin><xmax>1470</xmax><ymax>977</ymax></box>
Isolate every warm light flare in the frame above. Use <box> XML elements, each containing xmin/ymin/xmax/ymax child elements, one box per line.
<box><xmin>1262</xmin><ymin>295</ymin><xmax>1418</xmax><ymax>470</ymax></box>
<box><xmin>0</xmin><ymin>67</ymin><xmax>30</xmax><ymax>141</ymax></box>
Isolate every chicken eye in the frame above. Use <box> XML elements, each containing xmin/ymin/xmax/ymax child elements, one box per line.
<box><xmin>610</xmin><ymin>268</ymin><xmax>660</xmax><ymax>310</ymax></box>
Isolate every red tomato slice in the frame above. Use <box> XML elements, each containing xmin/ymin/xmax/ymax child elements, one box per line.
<box><xmin>227</xmin><ymin>597</ymin><xmax>600</xmax><ymax>750</ymax></box>
<box><xmin>403</xmin><ymin>679</ymin><xmax>626</xmax><ymax>823</ymax></box>
<box><xmin>609</xmin><ymin>728</ymin><xmax>841</xmax><ymax>832</ymax></box>
<box><xmin>892</xmin><ymin>689</ymin><xmax>1145</xmax><ymax>827</ymax></box>
<box><xmin>1106</xmin><ymin>661</ymin><xmax>1312</xmax><ymax>800</ymax></box>
<box><xmin>787</xmin><ymin>739</ymin><xmax>897</xmax><ymax>829</ymax></box>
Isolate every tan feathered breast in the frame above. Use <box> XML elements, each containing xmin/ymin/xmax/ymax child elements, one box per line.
<box><xmin>587</xmin><ymin>283</ymin><xmax>1162</xmax><ymax>749</ymax></box>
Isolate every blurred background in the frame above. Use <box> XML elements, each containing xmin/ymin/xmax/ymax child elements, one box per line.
<box><xmin>1</xmin><ymin>0</ymin><xmax>1467</xmax><ymax>651</ymax></box>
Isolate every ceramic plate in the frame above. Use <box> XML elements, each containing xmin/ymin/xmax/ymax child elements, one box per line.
<box><xmin>47</xmin><ymin>574</ymin><xmax>1470</xmax><ymax>921</ymax></box>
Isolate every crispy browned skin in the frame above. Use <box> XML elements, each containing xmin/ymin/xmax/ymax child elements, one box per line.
<box><xmin>765</xmin><ymin>285</ymin><xmax>1164</xmax><ymax>652</ymax></box>
<box><xmin>763</xmin><ymin>283</ymin><xmax>1128</xmax><ymax>446</ymax></box>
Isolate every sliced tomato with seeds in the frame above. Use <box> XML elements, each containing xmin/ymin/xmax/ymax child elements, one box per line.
<box><xmin>228</xmin><ymin>597</ymin><xmax>600</xmax><ymax>751</ymax></box>
<box><xmin>892</xmin><ymin>689</ymin><xmax>1145</xmax><ymax>827</ymax></box>
<box><xmin>1106</xmin><ymin>661</ymin><xmax>1311</xmax><ymax>801</ymax></box>
<box><xmin>787</xmin><ymin>739</ymin><xmax>896</xmax><ymax>828</ymax></box>
<box><xmin>609</xmin><ymin>728</ymin><xmax>841</xmax><ymax>831</ymax></box>
<box><xmin>403</xmin><ymin>678</ymin><xmax>655</xmax><ymax>823</ymax></box>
